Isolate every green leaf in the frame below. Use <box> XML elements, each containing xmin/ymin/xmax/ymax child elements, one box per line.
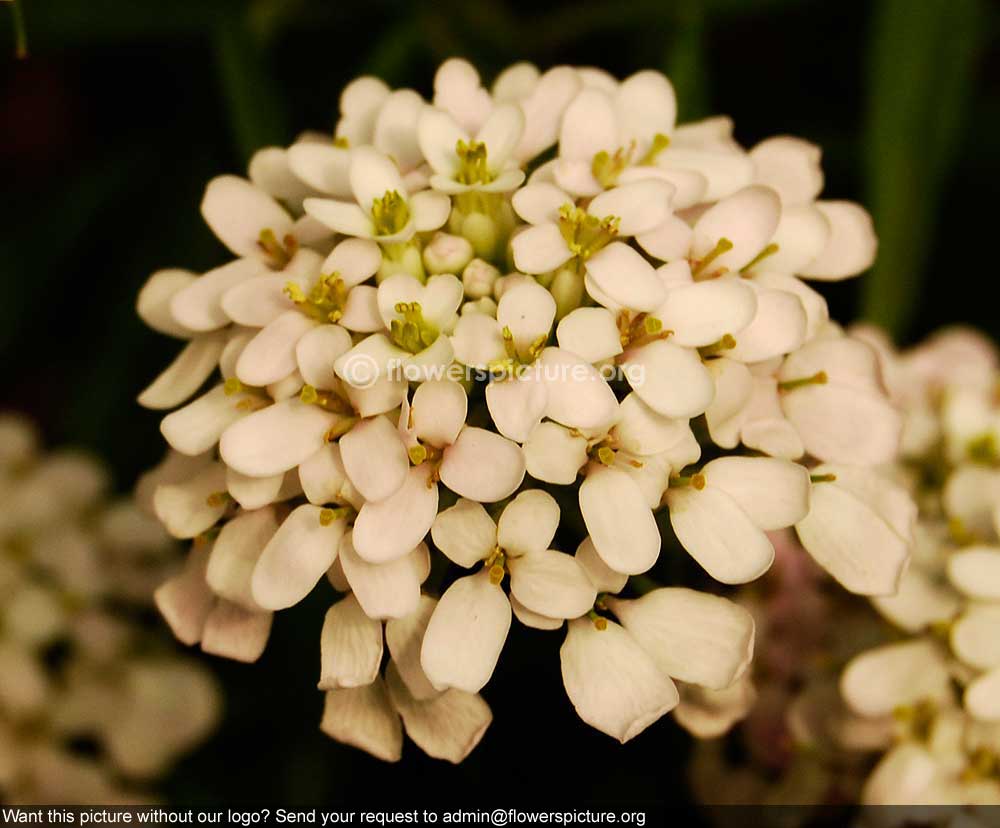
<box><xmin>861</xmin><ymin>0</ymin><xmax>986</xmax><ymax>338</ymax></box>
<box><xmin>214</xmin><ymin>17</ymin><xmax>289</xmax><ymax>163</ymax></box>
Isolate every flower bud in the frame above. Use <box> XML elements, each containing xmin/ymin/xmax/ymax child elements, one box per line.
<box><xmin>461</xmin><ymin>296</ymin><xmax>498</xmax><ymax>316</ymax></box>
<box><xmin>377</xmin><ymin>243</ymin><xmax>425</xmax><ymax>283</ymax></box>
<box><xmin>460</xmin><ymin>211</ymin><xmax>498</xmax><ymax>259</ymax></box>
<box><xmin>493</xmin><ymin>273</ymin><xmax>536</xmax><ymax>301</ymax></box>
<box><xmin>462</xmin><ymin>258</ymin><xmax>500</xmax><ymax>299</ymax></box>
<box><xmin>550</xmin><ymin>266</ymin><xmax>585</xmax><ymax>319</ymax></box>
<box><xmin>423</xmin><ymin>232</ymin><xmax>474</xmax><ymax>275</ymax></box>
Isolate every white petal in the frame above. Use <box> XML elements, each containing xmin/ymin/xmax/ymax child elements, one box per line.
<box><xmin>319</xmin><ymin>680</ymin><xmax>402</xmax><ymax>763</ymax></box>
<box><xmin>235</xmin><ymin>310</ymin><xmax>316</xmax><ymax>387</ymax></box>
<box><xmin>497</xmin><ymin>489</ymin><xmax>560</xmax><ymax>557</ymax></box>
<box><xmin>138</xmin><ymin>332</ymin><xmax>226</xmax><ymax>410</ymax></box>
<box><xmin>861</xmin><ymin>744</ymin><xmax>938</xmax><ymax>806</ymax></box>
<box><xmin>952</xmin><ymin>605</ymin><xmax>1000</xmax><ymax>670</ymax></box>
<box><xmin>617</xmin><ymin>70</ymin><xmax>676</xmax><ymax>142</ymax></box>
<box><xmin>749</xmin><ymin>136</ymin><xmax>823</xmax><ymax>207</ymax></box>
<box><xmin>251</xmin><ymin>504</ymin><xmax>346</xmax><ymax>610</ymax></box>
<box><xmin>511</xmin><ymin>595</ymin><xmax>564</xmax><ymax>630</ymax></box>
<box><xmin>556</xmin><ymin>307</ymin><xmax>623</xmax><ymax>364</ymax></box>
<box><xmin>137</xmin><ymin>269</ymin><xmax>197</xmax><ymax>338</ymax></box>
<box><xmin>338</xmin><ymin>75</ymin><xmax>391</xmax><ymax>144</ymax></box>
<box><xmin>220</xmin><ymin>399</ymin><xmax>335</xmax><ymax>477</ymax></box>
<box><xmin>322</xmin><ymin>237</ymin><xmax>382</xmax><ymax>287</ymax></box>
<box><xmin>612</xmin><ymin>393</ymin><xmax>692</xmax><ymax>457</ymax></box>
<box><xmin>154</xmin><ymin>547</ymin><xmax>214</xmax><ymax>645</ymax></box>
<box><xmin>339</xmin><ymin>415</ymin><xmax>408</xmax><ymax>502</ymax></box>
<box><xmin>523</xmin><ymin>421</ymin><xmax>588</xmax><ymax>484</ymax></box>
<box><xmin>385</xmin><ymin>663</ymin><xmax>492</xmax><ymax>763</ymax></box>
<box><xmin>377</xmin><ymin>272</ymin><xmax>462</xmax><ymax>331</ymax></box>
<box><xmin>538</xmin><ymin>347</ymin><xmax>621</xmax><ymax>430</ymax></box>
<box><xmin>298</xmin><ymin>442</ymin><xmax>347</xmax><ymax>506</ymax></box>
<box><xmin>303</xmin><ymin>198</ymin><xmax>374</xmax><ymax>237</ymax></box>
<box><xmin>171</xmin><ymin>258</ymin><xmax>265</xmax><ymax>332</ymax></box>
<box><xmin>635</xmin><ymin>214</ymin><xmax>693</xmax><ymax>262</ymax></box>
<box><xmin>352</xmin><ymin>463</ymin><xmax>439</xmax><ymax>564</ymax></box>
<box><xmin>560</xmin><ymin>618</ymin><xmax>679</xmax><ymax>743</ymax></box>
<box><xmin>160</xmin><ymin>384</ymin><xmax>249</xmax><ymax>456</ymax></box>
<box><xmin>800</xmin><ymin>201</ymin><xmax>877</xmax><ymax>280</ymax></box>
<box><xmin>287</xmin><ymin>143</ymin><xmax>352</xmax><ymax>196</ymax></box>
<box><xmin>433</xmin><ymin>58</ymin><xmax>491</xmax><ymax>134</ymax></box>
<box><xmin>385</xmin><ymin>595</ymin><xmax>439</xmax><ymax>700</ymax></box>
<box><xmin>947</xmin><ymin>546</ymin><xmax>1000</xmax><ymax>600</ymax></box>
<box><xmin>339</xmin><ymin>285</ymin><xmax>384</xmax><ymax>333</ymax></box>
<box><xmin>623</xmin><ymin>340</ymin><xmax>714</xmax><ymax>419</ymax></box>
<box><xmin>726</xmin><ymin>287</ymin><xmax>807</xmax><ymax>364</ymax></box>
<box><xmin>295</xmin><ymin>324</ymin><xmax>353</xmax><ymax>390</ymax></box>
<box><xmin>496</xmin><ymin>280</ymin><xmax>557</xmax><ymax>353</ymax></box>
<box><xmin>439</xmin><ymin>427</ymin><xmax>525</xmax><ymax>503</ymax></box>
<box><xmin>511</xmin><ymin>223</ymin><xmax>573</xmax><ymax>274</ymax></box>
<box><xmin>580</xmin><ymin>466</ymin><xmax>660</xmax><ymax>575</ymax></box>
<box><xmin>575</xmin><ymin>536</ymin><xmax>628</xmax><ymax>595</ymax></box>
<box><xmin>411</xmin><ymin>380</ymin><xmax>467</xmax><ymax>448</ymax></box>
<box><xmin>200</xmin><ymin>600</ymin><xmax>272</xmax><ymax>663</ymax></box>
<box><xmin>319</xmin><ymin>593</ymin><xmax>383</xmax><ymax>689</ymax></box>
<box><xmin>221</xmin><ymin>274</ymin><xmax>293</xmax><ymax>327</ymax></box>
<box><xmin>871</xmin><ymin>568</ymin><xmax>960</xmax><ymax>633</ymax></box>
<box><xmin>758</xmin><ymin>205</ymin><xmax>831</xmax><ymax>274</ymax></box>
<box><xmin>841</xmin><ymin>640</ymin><xmax>952</xmax><ymax>718</ymax></box>
<box><xmin>420</xmin><ymin>570</ymin><xmax>511</xmax><ymax>693</ymax></box>
<box><xmin>452</xmin><ymin>313</ymin><xmax>506</xmax><ymax>369</ymax></box>
<box><xmin>512</xmin><ymin>182</ymin><xmax>571</xmax><ymax>225</ymax></box>
<box><xmin>339</xmin><ymin>533</ymin><xmax>424</xmax><ymax>620</ymax></box>
<box><xmin>249</xmin><ymin>146</ymin><xmax>313</xmax><ymax>202</ymax></box>
<box><xmin>201</xmin><ymin>175</ymin><xmax>293</xmax><ymax>258</ymax></box>
<box><xmin>509</xmin><ymin>549</ymin><xmax>596</xmax><ymax>619</ymax></box>
<box><xmin>657</xmin><ymin>147</ymin><xmax>754</xmax><ymax>202</ymax></box>
<box><xmin>431</xmin><ymin>498</ymin><xmax>496</xmax><ymax>568</ymax></box>
<box><xmin>701</xmin><ymin>456</ymin><xmax>810</xmax><ymax>530</ymax></box>
<box><xmin>558</xmin><ymin>87</ymin><xmax>617</xmax><ymax>165</ymax></box>
<box><xmin>485</xmin><ymin>374</ymin><xmax>548</xmax><ymax>443</ymax></box>
<box><xmin>585</xmin><ymin>242</ymin><xmax>666</xmax><ymax>312</ymax></box>
<box><xmin>226</xmin><ymin>467</ymin><xmax>285</xmax><ymax>510</ymax></box>
<box><xmin>334</xmin><ymin>333</ymin><xmax>409</xmax><ymax>387</ymax></box>
<box><xmin>608</xmin><ymin>589</ymin><xmax>754</xmax><ymax>689</ymax></box>
<box><xmin>795</xmin><ymin>474</ymin><xmax>910</xmax><ymax>596</ymax></box>
<box><xmin>666</xmin><ymin>485</ymin><xmax>775</xmax><ymax>584</ymax></box>
<box><xmin>619</xmin><ymin>165</ymin><xmax>707</xmax><ymax>209</ymax></box>
<box><xmin>691</xmin><ymin>185</ymin><xmax>781</xmax><ymax>272</ymax></box>
<box><xmin>476</xmin><ymin>102</ymin><xmax>524</xmax><ymax>168</ymax></box>
<box><xmin>656</xmin><ymin>276</ymin><xmax>758</xmax><ymax>348</ymax></box>
<box><xmin>966</xmin><ymin>667</ymin><xmax>1000</xmax><ymax>721</ymax></box>
<box><xmin>349</xmin><ymin>146</ymin><xmax>406</xmax><ymax>214</ymax></box>
<box><xmin>515</xmin><ymin>66</ymin><xmax>581</xmax><ymax>162</ymax></box>
<box><xmin>153</xmin><ymin>462</ymin><xmax>228</xmax><ymax>539</ymax></box>
<box><xmin>589</xmin><ymin>180</ymin><xmax>674</xmax><ymax>236</ymax></box>
<box><xmin>206</xmin><ymin>507</ymin><xmax>279</xmax><ymax>608</ymax></box>
<box><xmin>410</xmin><ymin>190</ymin><xmax>453</xmax><ymax>233</ymax></box>
<box><xmin>373</xmin><ymin>89</ymin><xmax>425</xmax><ymax>172</ymax></box>
<box><xmin>704</xmin><ymin>358</ymin><xmax>753</xmax><ymax>448</ymax></box>
<box><xmin>752</xmin><ymin>271</ymin><xmax>829</xmax><ymax>341</ymax></box>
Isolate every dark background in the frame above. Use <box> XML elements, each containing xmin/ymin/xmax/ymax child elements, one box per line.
<box><xmin>1</xmin><ymin>0</ymin><xmax>998</xmax><ymax>807</ymax></box>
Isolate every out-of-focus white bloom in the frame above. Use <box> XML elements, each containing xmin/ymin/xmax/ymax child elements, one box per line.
<box><xmin>0</xmin><ymin>414</ymin><xmax>220</xmax><ymax>804</ymax></box>
<box><xmin>134</xmin><ymin>59</ymin><xmax>900</xmax><ymax>760</ymax></box>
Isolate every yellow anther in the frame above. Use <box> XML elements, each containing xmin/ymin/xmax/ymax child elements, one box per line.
<box><xmin>286</xmin><ymin>272</ymin><xmax>348</xmax><ymax>324</ymax></box>
<box><xmin>596</xmin><ymin>446</ymin><xmax>616</xmax><ymax>466</ymax></box>
<box><xmin>558</xmin><ymin>204</ymin><xmax>620</xmax><ymax>260</ymax></box>
<box><xmin>488</xmin><ymin>563</ymin><xmax>505</xmax><ymax>585</ymax></box>
<box><xmin>371</xmin><ymin>190</ymin><xmax>410</xmax><ymax>236</ymax></box>
<box><xmin>778</xmin><ymin>370</ymin><xmax>828</xmax><ymax>392</ymax></box>
<box><xmin>224</xmin><ymin>377</ymin><xmax>244</xmax><ymax>396</ymax></box>
<box><xmin>698</xmin><ymin>334</ymin><xmax>737</xmax><ymax>358</ymax></box>
<box><xmin>968</xmin><ymin>433</ymin><xmax>999</xmax><ymax>464</ymax></box>
<box><xmin>390</xmin><ymin>301</ymin><xmax>439</xmax><ymax>354</ymax></box>
<box><xmin>319</xmin><ymin>506</ymin><xmax>352</xmax><ymax>526</ymax></box>
<box><xmin>455</xmin><ymin>140</ymin><xmax>494</xmax><ymax>185</ymax></box>
<box><xmin>333</xmin><ymin>136</ymin><xmax>349</xmax><ymax>148</ymax></box>
<box><xmin>809</xmin><ymin>472</ymin><xmax>837</xmax><ymax>484</ymax></box>
<box><xmin>300</xmin><ymin>384</ymin><xmax>319</xmax><ymax>405</ymax></box>
<box><xmin>258</xmin><ymin>228</ymin><xmax>298</xmax><ymax>269</ymax></box>
<box><xmin>205</xmin><ymin>491</ymin><xmax>230</xmax><ymax>508</ymax></box>
<box><xmin>408</xmin><ymin>444</ymin><xmax>428</xmax><ymax>466</ymax></box>
<box><xmin>669</xmin><ymin>472</ymin><xmax>706</xmax><ymax>490</ymax></box>
<box><xmin>324</xmin><ymin>416</ymin><xmax>359</xmax><ymax>442</ymax></box>
<box><xmin>638</xmin><ymin>133</ymin><xmax>671</xmax><ymax>166</ymax></box>
<box><xmin>741</xmin><ymin>242</ymin><xmax>780</xmax><ymax>273</ymax></box>
<box><xmin>591</xmin><ymin>142</ymin><xmax>636</xmax><ymax>188</ymax></box>
<box><xmin>643</xmin><ymin>316</ymin><xmax>663</xmax><ymax>335</ymax></box>
<box><xmin>587</xmin><ymin>609</ymin><xmax>609</xmax><ymax>630</ymax></box>
<box><xmin>691</xmin><ymin>237</ymin><xmax>734</xmax><ymax>278</ymax></box>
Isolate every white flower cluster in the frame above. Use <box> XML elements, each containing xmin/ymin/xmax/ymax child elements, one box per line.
<box><xmin>137</xmin><ymin>58</ymin><xmax>904</xmax><ymax>760</ymax></box>
<box><xmin>828</xmin><ymin>328</ymin><xmax>1000</xmax><ymax>807</ymax></box>
<box><xmin>0</xmin><ymin>414</ymin><xmax>220</xmax><ymax>804</ymax></box>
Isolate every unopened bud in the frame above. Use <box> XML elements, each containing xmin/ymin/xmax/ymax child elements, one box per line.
<box><xmin>461</xmin><ymin>211</ymin><xmax>498</xmax><ymax>259</ymax></box>
<box><xmin>550</xmin><ymin>266</ymin><xmax>585</xmax><ymax>320</ymax></box>
<box><xmin>462</xmin><ymin>257</ymin><xmax>500</xmax><ymax>299</ymax></box>
<box><xmin>378</xmin><ymin>244</ymin><xmax>425</xmax><ymax>283</ymax></box>
<box><xmin>423</xmin><ymin>232</ymin><xmax>474</xmax><ymax>275</ymax></box>
<box><xmin>461</xmin><ymin>297</ymin><xmax>498</xmax><ymax>316</ymax></box>
<box><xmin>493</xmin><ymin>273</ymin><xmax>536</xmax><ymax>301</ymax></box>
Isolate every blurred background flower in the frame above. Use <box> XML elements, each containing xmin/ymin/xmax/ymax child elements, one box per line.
<box><xmin>1</xmin><ymin>0</ymin><xmax>998</xmax><ymax>807</ymax></box>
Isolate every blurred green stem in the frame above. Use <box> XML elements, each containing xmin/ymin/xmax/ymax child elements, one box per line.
<box><xmin>860</xmin><ymin>0</ymin><xmax>985</xmax><ymax>339</ymax></box>
<box><xmin>9</xmin><ymin>0</ymin><xmax>28</xmax><ymax>58</ymax></box>
<box><xmin>664</xmin><ymin>0</ymin><xmax>709</xmax><ymax>121</ymax></box>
